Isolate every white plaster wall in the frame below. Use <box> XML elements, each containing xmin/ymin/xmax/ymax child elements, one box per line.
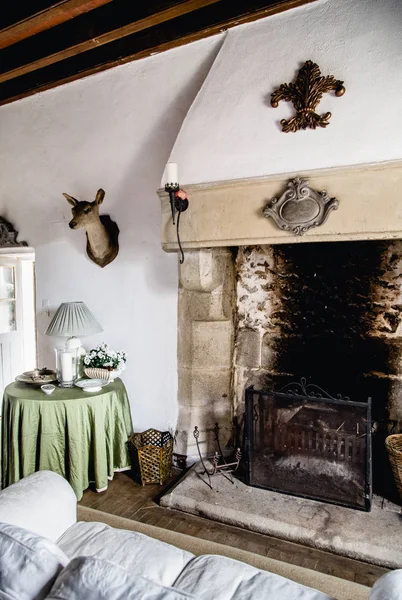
<box><xmin>0</xmin><ymin>35</ymin><xmax>223</xmax><ymax>432</ymax></box>
<box><xmin>169</xmin><ymin>0</ymin><xmax>402</xmax><ymax>184</ymax></box>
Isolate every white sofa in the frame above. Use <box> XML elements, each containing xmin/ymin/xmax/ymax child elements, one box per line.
<box><xmin>0</xmin><ymin>471</ymin><xmax>399</xmax><ymax>600</ymax></box>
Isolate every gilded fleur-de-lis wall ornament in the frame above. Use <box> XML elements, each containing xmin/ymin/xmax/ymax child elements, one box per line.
<box><xmin>271</xmin><ymin>60</ymin><xmax>346</xmax><ymax>133</ymax></box>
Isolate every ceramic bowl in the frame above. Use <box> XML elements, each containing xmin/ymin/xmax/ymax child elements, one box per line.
<box><xmin>41</xmin><ymin>384</ymin><xmax>55</xmax><ymax>395</ymax></box>
<box><xmin>75</xmin><ymin>379</ymin><xmax>108</xmax><ymax>393</ymax></box>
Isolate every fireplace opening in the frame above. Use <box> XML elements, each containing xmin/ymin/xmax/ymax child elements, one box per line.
<box><xmin>235</xmin><ymin>240</ymin><xmax>402</xmax><ymax>502</ymax></box>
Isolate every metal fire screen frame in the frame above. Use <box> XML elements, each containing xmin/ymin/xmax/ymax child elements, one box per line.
<box><xmin>244</xmin><ymin>379</ymin><xmax>372</xmax><ymax>511</ymax></box>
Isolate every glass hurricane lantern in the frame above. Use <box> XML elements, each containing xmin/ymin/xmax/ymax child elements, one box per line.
<box><xmin>55</xmin><ymin>347</ymin><xmax>78</xmax><ymax>388</ymax></box>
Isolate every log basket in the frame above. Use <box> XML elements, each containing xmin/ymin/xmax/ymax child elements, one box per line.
<box><xmin>385</xmin><ymin>434</ymin><xmax>402</xmax><ymax>499</ymax></box>
<box><xmin>129</xmin><ymin>428</ymin><xmax>173</xmax><ymax>486</ymax></box>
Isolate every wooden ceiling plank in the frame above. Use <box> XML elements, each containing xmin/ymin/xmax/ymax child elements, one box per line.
<box><xmin>0</xmin><ymin>0</ymin><xmax>317</xmax><ymax>106</ymax></box>
<box><xmin>0</xmin><ymin>0</ymin><xmax>221</xmax><ymax>83</ymax></box>
<box><xmin>0</xmin><ymin>1</ymin><xmax>193</xmax><ymax>70</ymax></box>
<box><xmin>0</xmin><ymin>0</ymin><xmax>113</xmax><ymax>49</ymax></box>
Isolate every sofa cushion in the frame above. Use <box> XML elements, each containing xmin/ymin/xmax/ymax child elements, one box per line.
<box><xmin>370</xmin><ymin>569</ymin><xmax>402</xmax><ymax>600</ymax></box>
<box><xmin>57</xmin><ymin>521</ymin><xmax>194</xmax><ymax>587</ymax></box>
<box><xmin>0</xmin><ymin>471</ymin><xmax>77</xmax><ymax>543</ymax></box>
<box><xmin>173</xmin><ymin>555</ymin><xmax>334</xmax><ymax>600</ymax></box>
<box><xmin>0</xmin><ymin>522</ymin><xmax>69</xmax><ymax>600</ymax></box>
<box><xmin>46</xmin><ymin>556</ymin><xmax>196</xmax><ymax>600</ymax></box>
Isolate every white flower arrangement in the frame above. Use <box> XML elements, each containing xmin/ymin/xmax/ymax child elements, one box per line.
<box><xmin>83</xmin><ymin>342</ymin><xmax>127</xmax><ymax>371</ymax></box>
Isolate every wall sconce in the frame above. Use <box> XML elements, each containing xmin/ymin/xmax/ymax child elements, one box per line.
<box><xmin>164</xmin><ymin>162</ymin><xmax>189</xmax><ymax>264</ymax></box>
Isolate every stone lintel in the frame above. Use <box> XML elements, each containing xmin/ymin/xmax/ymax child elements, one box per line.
<box><xmin>158</xmin><ymin>160</ymin><xmax>402</xmax><ymax>251</ymax></box>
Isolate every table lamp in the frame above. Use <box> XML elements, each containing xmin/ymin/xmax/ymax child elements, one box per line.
<box><xmin>45</xmin><ymin>301</ymin><xmax>103</xmax><ymax>386</ymax></box>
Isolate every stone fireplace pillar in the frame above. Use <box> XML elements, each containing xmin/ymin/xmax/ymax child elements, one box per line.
<box><xmin>176</xmin><ymin>248</ymin><xmax>235</xmax><ymax>458</ymax></box>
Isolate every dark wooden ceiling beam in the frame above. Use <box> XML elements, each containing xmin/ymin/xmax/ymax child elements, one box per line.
<box><xmin>0</xmin><ymin>0</ymin><xmax>221</xmax><ymax>83</ymax></box>
<box><xmin>0</xmin><ymin>0</ymin><xmax>317</xmax><ymax>107</ymax></box>
<box><xmin>0</xmin><ymin>0</ymin><xmax>113</xmax><ymax>49</ymax></box>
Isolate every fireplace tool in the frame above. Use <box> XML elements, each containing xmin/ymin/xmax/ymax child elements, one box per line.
<box><xmin>193</xmin><ymin>423</ymin><xmax>241</xmax><ymax>489</ymax></box>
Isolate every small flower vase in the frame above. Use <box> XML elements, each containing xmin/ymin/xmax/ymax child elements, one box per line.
<box><xmin>84</xmin><ymin>367</ymin><xmax>122</xmax><ymax>382</ymax></box>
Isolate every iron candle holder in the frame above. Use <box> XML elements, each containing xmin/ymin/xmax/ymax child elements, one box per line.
<box><xmin>165</xmin><ymin>182</ymin><xmax>180</xmax><ymax>225</ymax></box>
<box><xmin>164</xmin><ymin>182</ymin><xmax>189</xmax><ymax>264</ymax></box>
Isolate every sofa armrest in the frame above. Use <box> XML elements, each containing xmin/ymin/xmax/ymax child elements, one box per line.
<box><xmin>0</xmin><ymin>471</ymin><xmax>77</xmax><ymax>542</ymax></box>
<box><xmin>370</xmin><ymin>569</ymin><xmax>402</xmax><ymax>600</ymax></box>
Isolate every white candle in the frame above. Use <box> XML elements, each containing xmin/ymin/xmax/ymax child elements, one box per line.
<box><xmin>165</xmin><ymin>162</ymin><xmax>178</xmax><ymax>184</ymax></box>
<box><xmin>61</xmin><ymin>352</ymin><xmax>73</xmax><ymax>382</ymax></box>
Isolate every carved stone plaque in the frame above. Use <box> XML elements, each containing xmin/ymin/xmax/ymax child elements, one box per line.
<box><xmin>263</xmin><ymin>178</ymin><xmax>339</xmax><ymax>236</ymax></box>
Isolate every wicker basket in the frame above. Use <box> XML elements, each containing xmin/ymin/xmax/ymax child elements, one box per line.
<box><xmin>385</xmin><ymin>434</ymin><xmax>402</xmax><ymax>499</ymax></box>
<box><xmin>129</xmin><ymin>429</ymin><xmax>173</xmax><ymax>486</ymax></box>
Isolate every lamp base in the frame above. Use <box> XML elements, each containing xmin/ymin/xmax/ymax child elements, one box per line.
<box><xmin>58</xmin><ymin>380</ymin><xmax>75</xmax><ymax>388</ymax></box>
<box><xmin>66</xmin><ymin>336</ymin><xmax>82</xmax><ymax>350</ymax></box>
<box><xmin>66</xmin><ymin>337</ymin><xmax>86</xmax><ymax>378</ymax></box>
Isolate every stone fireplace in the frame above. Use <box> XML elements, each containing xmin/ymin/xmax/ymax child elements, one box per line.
<box><xmin>158</xmin><ymin>160</ymin><xmax>402</xmax><ymax>501</ymax></box>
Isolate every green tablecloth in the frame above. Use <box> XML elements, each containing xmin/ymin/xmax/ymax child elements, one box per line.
<box><xmin>1</xmin><ymin>378</ymin><xmax>133</xmax><ymax>500</ymax></box>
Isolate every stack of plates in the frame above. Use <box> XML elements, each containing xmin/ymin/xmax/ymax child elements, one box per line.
<box><xmin>16</xmin><ymin>369</ymin><xmax>57</xmax><ymax>386</ymax></box>
<box><xmin>75</xmin><ymin>379</ymin><xmax>109</xmax><ymax>393</ymax></box>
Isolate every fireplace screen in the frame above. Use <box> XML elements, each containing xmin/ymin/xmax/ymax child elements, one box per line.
<box><xmin>245</xmin><ymin>380</ymin><xmax>372</xmax><ymax>510</ymax></box>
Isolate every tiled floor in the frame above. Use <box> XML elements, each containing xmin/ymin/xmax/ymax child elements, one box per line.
<box><xmin>79</xmin><ymin>470</ymin><xmax>389</xmax><ymax>587</ymax></box>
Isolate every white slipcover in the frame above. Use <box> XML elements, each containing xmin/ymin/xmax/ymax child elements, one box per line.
<box><xmin>173</xmin><ymin>554</ymin><xmax>333</xmax><ymax>600</ymax></box>
<box><xmin>57</xmin><ymin>521</ymin><xmax>195</xmax><ymax>587</ymax></box>
<box><xmin>0</xmin><ymin>471</ymin><xmax>76</xmax><ymax>543</ymax></box>
<box><xmin>47</xmin><ymin>556</ymin><xmax>196</xmax><ymax>600</ymax></box>
<box><xmin>370</xmin><ymin>569</ymin><xmax>402</xmax><ymax>600</ymax></box>
<box><xmin>0</xmin><ymin>522</ymin><xmax>68</xmax><ymax>600</ymax></box>
<box><xmin>2</xmin><ymin>471</ymin><xmax>402</xmax><ymax>600</ymax></box>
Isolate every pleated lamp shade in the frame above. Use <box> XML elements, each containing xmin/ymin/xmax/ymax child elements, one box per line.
<box><xmin>45</xmin><ymin>302</ymin><xmax>103</xmax><ymax>337</ymax></box>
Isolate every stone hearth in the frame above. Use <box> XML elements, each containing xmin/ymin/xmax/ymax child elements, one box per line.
<box><xmin>161</xmin><ymin>464</ymin><xmax>402</xmax><ymax>569</ymax></box>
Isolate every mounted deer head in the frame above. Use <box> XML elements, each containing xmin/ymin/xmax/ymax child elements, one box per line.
<box><xmin>63</xmin><ymin>188</ymin><xmax>119</xmax><ymax>268</ymax></box>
